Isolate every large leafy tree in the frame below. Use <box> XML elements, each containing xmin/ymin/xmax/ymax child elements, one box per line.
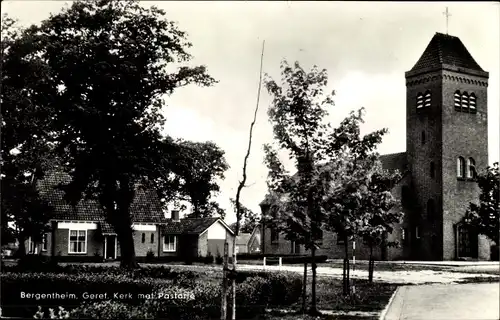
<box><xmin>5</xmin><ymin>0</ymin><xmax>215</xmax><ymax>268</ymax></box>
<box><xmin>263</xmin><ymin>60</ymin><xmax>342</xmax><ymax>315</ymax></box>
<box><xmin>1</xmin><ymin>14</ymin><xmax>55</xmax><ymax>254</ymax></box>
<box><xmin>319</xmin><ymin>109</ymin><xmax>387</xmax><ymax>294</ymax></box>
<box><xmin>464</xmin><ymin>162</ymin><xmax>499</xmax><ymax>245</ymax></box>
<box><xmin>172</xmin><ymin>140</ymin><xmax>228</xmax><ymax>218</ymax></box>
<box><xmin>357</xmin><ymin>166</ymin><xmax>402</xmax><ymax>282</ymax></box>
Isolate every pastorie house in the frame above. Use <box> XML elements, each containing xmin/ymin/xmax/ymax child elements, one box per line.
<box><xmin>26</xmin><ymin>170</ymin><xmax>235</xmax><ymax>261</ymax></box>
<box><xmin>261</xmin><ymin>32</ymin><xmax>496</xmax><ymax>261</ymax></box>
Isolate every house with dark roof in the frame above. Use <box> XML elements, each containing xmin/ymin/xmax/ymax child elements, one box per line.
<box><xmin>26</xmin><ymin>170</ymin><xmax>235</xmax><ymax>261</ymax></box>
<box><xmin>260</xmin><ymin>32</ymin><xmax>494</xmax><ymax>261</ymax></box>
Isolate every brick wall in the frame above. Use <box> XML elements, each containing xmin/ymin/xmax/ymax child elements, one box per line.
<box><xmin>133</xmin><ymin>230</ymin><xmax>158</xmax><ymax>257</ymax></box>
<box><xmin>406</xmin><ymin>71</ymin><xmax>444</xmax><ymax>260</ymax></box>
<box><xmin>441</xmin><ymin>69</ymin><xmax>489</xmax><ymax>260</ymax></box>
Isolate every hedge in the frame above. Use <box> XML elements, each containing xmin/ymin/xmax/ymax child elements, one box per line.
<box><xmin>1</xmin><ymin>267</ymin><xmax>302</xmax><ymax>319</ymax></box>
<box><xmin>237</xmin><ymin>253</ymin><xmax>328</xmax><ymax>264</ymax></box>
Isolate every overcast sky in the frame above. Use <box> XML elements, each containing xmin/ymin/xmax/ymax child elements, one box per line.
<box><xmin>3</xmin><ymin>1</ymin><xmax>499</xmax><ymax>223</ymax></box>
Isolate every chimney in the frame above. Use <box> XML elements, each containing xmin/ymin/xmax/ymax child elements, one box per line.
<box><xmin>171</xmin><ymin>210</ymin><xmax>180</xmax><ymax>222</ymax></box>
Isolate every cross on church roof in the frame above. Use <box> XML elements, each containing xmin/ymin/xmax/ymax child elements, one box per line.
<box><xmin>443</xmin><ymin>7</ymin><xmax>452</xmax><ymax>35</ymax></box>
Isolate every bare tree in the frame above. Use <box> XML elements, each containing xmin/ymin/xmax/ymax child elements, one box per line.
<box><xmin>221</xmin><ymin>40</ymin><xmax>265</xmax><ymax>320</ymax></box>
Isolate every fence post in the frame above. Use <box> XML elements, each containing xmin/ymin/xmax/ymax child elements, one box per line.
<box><xmin>263</xmin><ymin>257</ymin><xmax>266</xmax><ymax>268</ymax></box>
<box><xmin>352</xmin><ymin>240</ymin><xmax>356</xmax><ymax>295</ymax></box>
<box><xmin>279</xmin><ymin>257</ymin><xmax>282</xmax><ymax>267</ymax></box>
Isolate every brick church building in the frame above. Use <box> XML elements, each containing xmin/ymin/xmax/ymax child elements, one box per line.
<box><xmin>260</xmin><ymin>32</ymin><xmax>494</xmax><ymax>261</ymax></box>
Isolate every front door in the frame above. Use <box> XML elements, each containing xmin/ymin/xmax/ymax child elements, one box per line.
<box><xmin>105</xmin><ymin>235</ymin><xmax>116</xmax><ymax>259</ymax></box>
<box><xmin>457</xmin><ymin>224</ymin><xmax>478</xmax><ymax>259</ymax></box>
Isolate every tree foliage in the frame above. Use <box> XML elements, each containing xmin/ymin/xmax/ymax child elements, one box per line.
<box><xmin>3</xmin><ymin>0</ymin><xmax>216</xmax><ymax>268</ymax></box>
<box><xmin>229</xmin><ymin>200</ymin><xmax>260</xmax><ymax>234</ymax></box>
<box><xmin>464</xmin><ymin>162</ymin><xmax>499</xmax><ymax>245</ymax></box>
<box><xmin>172</xmin><ymin>140</ymin><xmax>228</xmax><ymax>218</ymax></box>
<box><xmin>1</xmin><ymin>14</ymin><xmax>55</xmax><ymax>252</ymax></box>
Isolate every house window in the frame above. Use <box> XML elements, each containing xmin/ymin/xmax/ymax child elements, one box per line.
<box><xmin>163</xmin><ymin>235</ymin><xmax>177</xmax><ymax>252</ymax></box>
<box><xmin>430</xmin><ymin>162</ymin><xmax>435</xmax><ymax>179</ymax></box>
<box><xmin>141</xmin><ymin>233</ymin><xmax>145</xmax><ymax>243</ymax></box>
<box><xmin>424</xmin><ymin>90</ymin><xmax>431</xmax><ymax>108</ymax></box>
<box><xmin>454</xmin><ymin>91</ymin><xmax>461</xmax><ymax>110</ymax></box>
<box><xmin>416</xmin><ymin>92</ymin><xmax>424</xmax><ymax>109</ymax></box>
<box><xmin>461</xmin><ymin>92</ymin><xmax>469</xmax><ymax>111</ymax></box>
<box><xmin>467</xmin><ymin>158</ymin><xmax>476</xmax><ymax>179</ymax></box>
<box><xmin>28</xmin><ymin>237</ymin><xmax>35</xmax><ymax>254</ymax></box>
<box><xmin>151</xmin><ymin>234</ymin><xmax>155</xmax><ymax>243</ymax></box>
<box><xmin>69</xmin><ymin>230</ymin><xmax>87</xmax><ymax>254</ymax></box>
<box><xmin>457</xmin><ymin>157</ymin><xmax>465</xmax><ymax>178</ymax></box>
<box><xmin>421</xmin><ymin>131</ymin><xmax>426</xmax><ymax>144</ymax></box>
<box><xmin>469</xmin><ymin>94</ymin><xmax>477</xmax><ymax>113</ymax></box>
<box><xmin>42</xmin><ymin>233</ymin><xmax>48</xmax><ymax>251</ymax></box>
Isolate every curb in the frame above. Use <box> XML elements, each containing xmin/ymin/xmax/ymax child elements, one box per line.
<box><xmin>378</xmin><ymin>286</ymin><xmax>400</xmax><ymax>320</ymax></box>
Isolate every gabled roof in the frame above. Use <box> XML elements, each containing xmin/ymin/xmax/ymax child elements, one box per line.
<box><xmin>236</xmin><ymin>233</ymin><xmax>252</xmax><ymax>246</ymax></box>
<box><xmin>37</xmin><ymin>170</ymin><xmax>167</xmax><ymax>224</ymax></box>
<box><xmin>160</xmin><ymin>217</ymin><xmax>234</xmax><ymax>235</ymax></box>
<box><xmin>379</xmin><ymin>152</ymin><xmax>408</xmax><ymax>174</ymax></box>
<box><xmin>409</xmin><ymin>33</ymin><xmax>485</xmax><ymax>74</ymax></box>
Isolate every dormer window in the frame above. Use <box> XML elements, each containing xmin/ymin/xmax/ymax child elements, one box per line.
<box><xmin>469</xmin><ymin>94</ymin><xmax>477</xmax><ymax>113</ymax></box>
<box><xmin>461</xmin><ymin>92</ymin><xmax>469</xmax><ymax>111</ymax></box>
<box><xmin>424</xmin><ymin>90</ymin><xmax>431</xmax><ymax>107</ymax></box>
<box><xmin>454</xmin><ymin>91</ymin><xmax>462</xmax><ymax>110</ymax></box>
<box><xmin>416</xmin><ymin>93</ymin><xmax>424</xmax><ymax>109</ymax></box>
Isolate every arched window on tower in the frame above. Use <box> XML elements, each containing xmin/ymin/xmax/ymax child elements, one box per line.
<box><xmin>430</xmin><ymin>162</ymin><xmax>435</xmax><ymax>179</ymax></box>
<box><xmin>421</xmin><ymin>131</ymin><xmax>426</xmax><ymax>145</ymax></box>
<box><xmin>424</xmin><ymin>90</ymin><xmax>431</xmax><ymax>108</ymax></box>
<box><xmin>469</xmin><ymin>93</ymin><xmax>477</xmax><ymax>113</ymax></box>
<box><xmin>467</xmin><ymin>158</ymin><xmax>476</xmax><ymax>179</ymax></box>
<box><xmin>461</xmin><ymin>92</ymin><xmax>469</xmax><ymax>111</ymax></box>
<box><xmin>454</xmin><ymin>91</ymin><xmax>462</xmax><ymax>111</ymax></box>
<box><xmin>457</xmin><ymin>157</ymin><xmax>465</xmax><ymax>179</ymax></box>
<box><xmin>416</xmin><ymin>92</ymin><xmax>424</xmax><ymax>109</ymax></box>
<box><xmin>141</xmin><ymin>233</ymin><xmax>146</xmax><ymax>243</ymax></box>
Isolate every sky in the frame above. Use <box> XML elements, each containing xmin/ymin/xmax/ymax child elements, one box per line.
<box><xmin>2</xmin><ymin>1</ymin><xmax>499</xmax><ymax>223</ymax></box>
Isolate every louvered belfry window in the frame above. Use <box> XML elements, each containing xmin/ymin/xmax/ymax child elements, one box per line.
<box><xmin>454</xmin><ymin>91</ymin><xmax>461</xmax><ymax>110</ymax></box>
<box><xmin>469</xmin><ymin>94</ymin><xmax>477</xmax><ymax>113</ymax></box>
<box><xmin>461</xmin><ymin>92</ymin><xmax>469</xmax><ymax>111</ymax></box>
<box><xmin>424</xmin><ymin>91</ymin><xmax>431</xmax><ymax>107</ymax></box>
<box><xmin>416</xmin><ymin>93</ymin><xmax>424</xmax><ymax>109</ymax></box>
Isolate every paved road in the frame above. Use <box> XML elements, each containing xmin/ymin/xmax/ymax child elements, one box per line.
<box><xmin>382</xmin><ymin>282</ymin><xmax>500</xmax><ymax>320</ymax></box>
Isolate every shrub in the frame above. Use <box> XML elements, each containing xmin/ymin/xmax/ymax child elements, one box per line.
<box><xmin>34</xmin><ymin>306</ymin><xmax>70</xmax><ymax>319</ymax></box>
<box><xmin>145</xmin><ymin>249</ymin><xmax>155</xmax><ymax>263</ymax></box>
<box><xmin>71</xmin><ymin>301</ymin><xmax>153</xmax><ymax>319</ymax></box>
<box><xmin>205</xmin><ymin>252</ymin><xmax>214</xmax><ymax>264</ymax></box>
<box><xmin>215</xmin><ymin>250</ymin><xmax>223</xmax><ymax>265</ymax></box>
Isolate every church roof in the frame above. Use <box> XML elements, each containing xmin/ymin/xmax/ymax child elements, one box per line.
<box><xmin>409</xmin><ymin>33</ymin><xmax>484</xmax><ymax>73</ymax></box>
<box><xmin>379</xmin><ymin>152</ymin><xmax>408</xmax><ymax>174</ymax></box>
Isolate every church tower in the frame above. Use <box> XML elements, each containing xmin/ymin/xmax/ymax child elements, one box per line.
<box><xmin>405</xmin><ymin>33</ymin><xmax>489</xmax><ymax>260</ymax></box>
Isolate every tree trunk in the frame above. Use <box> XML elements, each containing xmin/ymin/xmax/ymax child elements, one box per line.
<box><xmin>221</xmin><ymin>242</ymin><xmax>229</xmax><ymax>320</ymax></box>
<box><xmin>231</xmin><ymin>233</ymin><xmax>237</xmax><ymax>320</ymax></box>
<box><xmin>17</xmin><ymin>233</ymin><xmax>26</xmax><ymax>258</ymax></box>
<box><xmin>368</xmin><ymin>245</ymin><xmax>374</xmax><ymax>283</ymax></box>
<box><xmin>343</xmin><ymin>237</ymin><xmax>350</xmax><ymax>295</ymax></box>
<box><xmin>302</xmin><ymin>262</ymin><xmax>307</xmax><ymax>313</ymax></box>
<box><xmin>309</xmin><ymin>245</ymin><xmax>319</xmax><ymax>315</ymax></box>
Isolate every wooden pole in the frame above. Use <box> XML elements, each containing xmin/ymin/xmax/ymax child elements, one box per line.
<box><xmin>221</xmin><ymin>242</ymin><xmax>228</xmax><ymax>320</ymax></box>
